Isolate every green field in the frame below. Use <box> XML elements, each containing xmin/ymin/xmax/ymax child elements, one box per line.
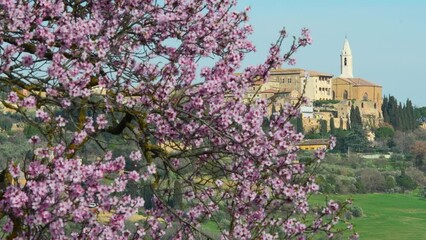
<box><xmin>312</xmin><ymin>193</ymin><xmax>426</xmax><ymax>240</ymax></box>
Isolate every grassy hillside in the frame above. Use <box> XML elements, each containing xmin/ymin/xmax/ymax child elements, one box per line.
<box><xmin>311</xmin><ymin>193</ymin><xmax>426</xmax><ymax>239</ymax></box>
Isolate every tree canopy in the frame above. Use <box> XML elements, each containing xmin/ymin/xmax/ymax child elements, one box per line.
<box><xmin>0</xmin><ymin>1</ymin><xmax>355</xmax><ymax>239</ymax></box>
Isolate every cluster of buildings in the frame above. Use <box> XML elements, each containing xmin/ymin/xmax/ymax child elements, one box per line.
<box><xmin>1</xmin><ymin>38</ymin><xmax>384</xmax><ymax>137</ymax></box>
<box><xmin>244</xmin><ymin>38</ymin><xmax>383</xmax><ymax>133</ymax></box>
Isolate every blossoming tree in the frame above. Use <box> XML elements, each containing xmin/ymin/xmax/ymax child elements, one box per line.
<box><xmin>0</xmin><ymin>0</ymin><xmax>356</xmax><ymax>239</ymax></box>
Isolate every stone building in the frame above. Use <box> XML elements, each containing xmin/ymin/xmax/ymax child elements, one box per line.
<box><xmin>332</xmin><ymin>38</ymin><xmax>383</xmax><ymax>127</ymax></box>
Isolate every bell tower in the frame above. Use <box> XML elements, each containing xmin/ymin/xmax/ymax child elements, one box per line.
<box><xmin>340</xmin><ymin>38</ymin><xmax>353</xmax><ymax>78</ymax></box>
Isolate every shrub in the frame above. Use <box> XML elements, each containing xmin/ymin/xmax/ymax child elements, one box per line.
<box><xmin>349</xmin><ymin>206</ymin><xmax>363</xmax><ymax>218</ymax></box>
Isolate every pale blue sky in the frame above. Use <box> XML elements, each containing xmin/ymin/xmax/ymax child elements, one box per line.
<box><xmin>238</xmin><ymin>0</ymin><xmax>426</xmax><ymax>106</ymax></box>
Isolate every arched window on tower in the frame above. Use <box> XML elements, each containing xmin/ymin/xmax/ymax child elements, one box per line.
<box><xmin>363</xmin><ymin>92</ymin><xmax>368</xmax><ymax>101</ymax></box>
<box><xmin>343</xmin><ymin>90</ymin><xmax>348</xmax><ymax>100</ymax></box>
<box><xmin>344</xmin><ymin>57</ymin><xmax>347</xmax><ymax>66</ymax></box>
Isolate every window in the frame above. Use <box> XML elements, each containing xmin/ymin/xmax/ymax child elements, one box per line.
<box><xmin>343</xmin><ymin>90</ymin><xmax>348</xmax><ymax>100</ymax></box>
<box><xmin>374</xmin><ymin>103</ymin><xmax>377</xmax><ymax>109</ymax></box>
<box><xmin>344</xmin><ymin>57</ymin><xmax>347</xmax><ymax>66</ymax></box>
<box><xmin>363</xmin><ymin>92</ymin><xmax>368</xmax><ymax>101</ymax></box>
<box><xmin>361</xmin><ymin>102</ymin><xmax>364</xmax><ymax>108</ymax></box>
<box><xmin>288</xmin><ymin>79</ymin><xmax>292</xmax><ymax>83</ymax></box>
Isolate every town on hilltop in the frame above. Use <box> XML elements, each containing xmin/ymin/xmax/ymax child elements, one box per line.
<box><xmin>244</xmin><ymin>38</ymin><xmax>383</xmax><ymax>135</ymax></box>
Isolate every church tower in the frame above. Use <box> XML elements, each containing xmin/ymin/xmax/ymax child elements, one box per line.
<box><xmin>340</xmin><ymin>38</ymin><xmax>353</xmax><ymax>78</ymax></box>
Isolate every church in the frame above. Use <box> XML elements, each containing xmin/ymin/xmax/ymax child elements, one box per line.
<box><xmin>332</xmin><ymin>38</ymin><xmax>383</xmax><ymax>127</ymax></box>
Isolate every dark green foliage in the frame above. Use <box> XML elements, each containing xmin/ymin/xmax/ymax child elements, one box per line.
<box><xmin>23</xmin><ymin>124</ymin><xmax>41</xmax><ymax>138</ymax></box>
<box><xmin>375</xmin><ymin>126</ymin><xmax>395</xmax><ymax>140</ymax></box>
<box><xmin>346</xmin><ymin>127</ymin><xmax>369</xmax><ymax>152</ymax></box>
<box><xmin>329</xmin><ymin>117</ymin><xmax>335</xmax><ymax>134</ymax></box>
<box><xmin>350</xmin><ymin>105</ymin><xmax>362</xmax><ymax>128</ymax></box>
<box><xmin>173</xmin><ymin>180</ymin><xmax>183</xmax><ymax>209</ymax></box>
<box><xmin>313</xmin><ymin>99</ymin><xmax>340</xmax><ymax>107</ymax></box>
<box><xmin>0</xmin><ymin>117</ymin><xmax>13</xmax><ymax>132</ymax></box>
<box><xmin>296</xmin><ymin>117</ymin><xmax>304</xmax><ymax>133</ymax></box>
<box><xmin>382</xmin><ymin>95</ymin><xmax>417</xmax><ymax>131</ymax></box>
<box><xmin>414</xmin><ymin>106</ymin><xmax>426</xmax><ymax>119</ymax></box>
<box><xmin>396</xmin><ymin>174</ymin><xmax>417</xmax><ymax>192</ymax></box>
<box><xmin>348</xmin><ymin>206</ymin><xmax>363</xmax><ymax>217</ymax></box>
<box><xmin>262</xmin><ymin>116</ymin><xmax>270</xmax><ymax>131</ymax></box>
<box><xmin>331</xmin><ymin>127</ymin><xmax>369</xmax><ymax>153</ymax></box>
<box><xmin>320</xmin><ymin>119</ymin><xmax>327</xmax><ymax>136</ymax></box>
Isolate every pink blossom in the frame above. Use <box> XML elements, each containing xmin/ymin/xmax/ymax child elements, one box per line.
<box><xmin>28</xmin><ymin>135</ymin><xmax>41</xmax><ymax>145</ymax></box>
<box><xmin>2</xmin><ymin>217</ymin><xmax>13</xmax><ymax>233</ymax></box>
<box><xmin>36</xmin><ymin>109</ymin><xmax>51</xmax><ymax>122</ymax></box>
<box><xmin>22</xmin><ymin>55</ymin><xmax>34</xmax><ymax>67</ymax></box>
<box><xmin>22</xmin><ymin>96</ymin><xmax>36</xmax><ymax>108</ymax></box>
<box><xmin>96</xmin><ymin>114</ymin><xmax>108</xmax><ymax>129</ymax></box>
<box><xmin>9</xmin><ymin>163</ymin><xmax>21</xmax><ymax>178</ymax></box>
<box><xmin>129</xmin><ymin>151</ymin><xmax>142</xmax><ymax>161</ymax></box>
<box><xmin>147</xmin><ymin>163</ymin><xmax>156</xmax><ymax>175</ymax></box>
<box><xmin>7</xmin><ymin>91</ymin><xmax>19</xmax><ymax>103</ymax></box>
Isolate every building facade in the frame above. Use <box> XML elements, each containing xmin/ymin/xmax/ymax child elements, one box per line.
<box><xmin>332</xmin><ymin>38</ymin><xmax>383</xmax><ymax>127</ymax></box>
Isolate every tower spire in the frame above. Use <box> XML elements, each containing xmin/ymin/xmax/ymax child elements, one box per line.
<box><xmin>340</xmin><ymin>38</ymin><xmax>353</xmax><ymax>78</ymax></box>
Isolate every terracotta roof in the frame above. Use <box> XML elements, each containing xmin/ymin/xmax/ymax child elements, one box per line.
<box><xmin>305</xmin><ymin>70</ymin><xmax>333</xmax><ymax>77</ymax></box>
<box><xmin>253</xmin><ymin>80</ymin><xmax>263</xmax><ymax>85</ymax></box>
<box><xmin>270</xmin><ymin>68</ymin><xmax>333</xmax><ymax>77</ymax></box>
<box><xmin>261</xmin><ymin>89</ymin><xmax>279</xmax><ymax>94</ymax></box>
<box><xmin>334</xmin><ymin>77</ymin><xmax>381</xmax><ymax>87</ymax></box>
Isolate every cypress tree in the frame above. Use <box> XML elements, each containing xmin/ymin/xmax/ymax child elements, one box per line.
<box><xmin>296</xmin><ymin>117</ymin><xmax>304</xmax><ymax>133</ymax></box>
<box><xmin>320</xmin><ymin>119</ymin><xmax>328</xmax><ymax>136</ymax></box>
<box><xmin>406</xmin><ymin>99</ymin><xmax>416</xmax><ymax>130</ymax></box>
<box><xmin>330</xmin><ymin>117</ymin><xmax>335</xmax><ymax>134</ymax></box>
<box><xmin>355</xmin><ymin>106</ymin><xmax>363</xmax><ymax>128</ymax></box>
<box><xmin>382</xmin><ymin>96</ymin><xmax>390</xmax><ymax>123</ymax></box>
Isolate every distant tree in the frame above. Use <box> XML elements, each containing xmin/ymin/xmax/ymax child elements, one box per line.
<box><xmin>0</xmin><ymin>117</ymin><xmax>13</xmax><ymax>132</ymax></box>
<box><xmin>405</xmin><ymin>99</ymin><xmax>417</xmax><ymax>130</ymax></box>
<box><xmin>330</xmin><ymin>117</ymin><xmax>336</xmax><ymax>134</ymax></box>
<box><xmin>410</xmin><ymin>141</ymin><xmax>426</xmax><ymax>169</ymax></box>
<box><xmin>405</xmin><ymin>167</ymin><xmax>426</xmax><ymax>187</ymax></box>
<box><xmin>358</xmin><ymin>168</ymin><xmax>386</xmax><ymax>193</ymax></box>
<box><xmin>393</xmin><ymin>131</ymin><xmax>416</xmax><ymax>154</ymax></box>
<box><xmin>384</xmin><ymin>175</ymin><xmax>397</xmax><ymax>192</ymax></box>
<box><xmin>382</xmin><ymin>96</ymin><xmax>390</xmax><ymax>123</ymax></box>
<box><xmin>383</xmin><ymin>95</ymin><xmax>417</xmax><ymax>131</ymax></box>
<box><xmin>346</xmin><ymin>128</ymin><xmax>369</xmax><ymax>152</ymax></box>
<box><xmin>396</xmin><ymin>174</ymin><xmax>417</xmax><ymax>192</ymax></box>
<box><xmin>350</xmin><ymin>105</ymin><xmax>362</xmax><ymax>129</ymax></box>
<box><xmin>375</xmin><ymin>126</ymin><xmax>395</xmax><ymax>140</ymax></box>
<box><xmin>296</xmin><ymin>116</ymin><xmax>304</xmax><ymax>133</ymax></box>
<box><xmin>320</xmin><ymin>119</ymin><xmax>328</xmax><ymax>136</ymax></box>
<box><xmin>414</xmin><ymin>106</ymin><xmax>426</xmax><ymax>119</ymax></box>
